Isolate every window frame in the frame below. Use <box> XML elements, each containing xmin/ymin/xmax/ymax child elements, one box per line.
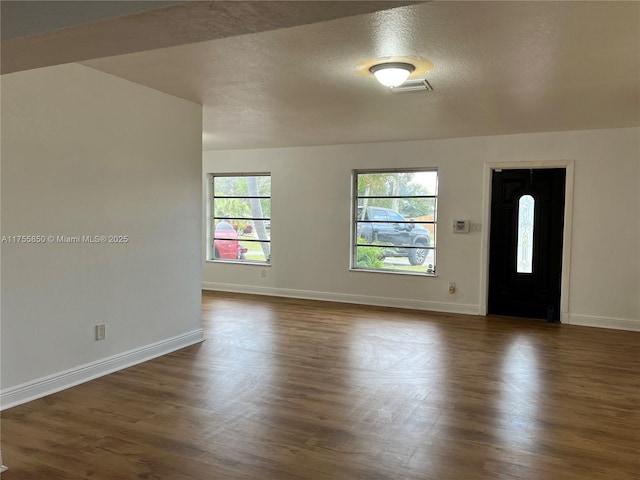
<box><xmin>351</xmin><ymin>168</ymin><xmax>438</xmax><ymax>276</ymax></box>
<box><xmin>207</xmin><ymin>172</ymin><xmax>271</xmax><ymax>265</ymax></box>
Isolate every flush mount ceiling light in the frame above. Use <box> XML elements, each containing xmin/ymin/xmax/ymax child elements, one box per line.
<box><xmin>353</xmin><ymin>56</ymin><xmax>434</xmax><ymax>90</ymax></box>
<box><xmin>369</xmin><ymin>62</ymin><xmax>415</xmax><ymax>88</ymax></box>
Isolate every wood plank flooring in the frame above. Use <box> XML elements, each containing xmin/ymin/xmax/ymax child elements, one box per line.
<box><xmin>2</xmin><ymin>291</ymin><xmax>639</xmax><ymax>479</ymax></box>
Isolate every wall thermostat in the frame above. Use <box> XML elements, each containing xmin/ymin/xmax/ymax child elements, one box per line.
<box><xmin>453</xmin><ymin>220</ymin><xmax>470</xmax><ymax>233</ymax></box>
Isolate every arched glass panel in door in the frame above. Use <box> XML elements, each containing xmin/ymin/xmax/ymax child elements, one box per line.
<box><xmin>517</xmin><ymin>195</ymin><xmax>535</xmax><ymax>273</ymax></box>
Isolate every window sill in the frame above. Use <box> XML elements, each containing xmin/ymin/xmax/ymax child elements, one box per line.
<box><xmin>349</xmin><ymin>267</ymin><xmax>437</xmax><ymax>277</ymax></box>
<box><xmin>206</xmin><ymin>259</ymin><xmax>270</xmax><ymax>267</ymax></box>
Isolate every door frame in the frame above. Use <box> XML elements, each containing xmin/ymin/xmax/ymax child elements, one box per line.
<box><xmin>479</xmin><ymin>160</ymin><xmax>575</xmax><ymax>322</ymax></box>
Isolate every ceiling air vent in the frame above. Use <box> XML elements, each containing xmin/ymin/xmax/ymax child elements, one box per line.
<box><xmin>391</xmin><ymin>78</ymin><xmax>433</xmax><ymax>93</ymax></box>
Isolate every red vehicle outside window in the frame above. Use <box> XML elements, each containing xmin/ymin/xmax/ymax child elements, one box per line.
<box><xmin>214</xmin><ymin>220</ymin><xmax>247</xmax><ymax>260</ymax></box>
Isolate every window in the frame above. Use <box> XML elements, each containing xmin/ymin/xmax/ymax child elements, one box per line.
<box><xmin>516</xmin><ymin>194</ymin><xmax>534</xmax><ymax>273</ymax></box>
<box><xmin>208</xmin><ymin>174</ymin><xmax>271</xmax><ymax>264</ymax></box>
<box><xmin>352</xmin><ymin>170</ymin><xmax>438</xmax><ymax>275</ymax></box>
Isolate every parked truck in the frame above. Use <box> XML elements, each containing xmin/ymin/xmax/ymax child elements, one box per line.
<box><xmin>357</xmin><ymin>206</ymin><xmax>431</xmax><ymax>265</ymax></box>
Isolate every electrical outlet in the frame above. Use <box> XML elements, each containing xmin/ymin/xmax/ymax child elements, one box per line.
<box><xmin>448</xmin><ymin>282</ymin><xmax>456</xmax><ymax>294</ymax></box>
<box><xmin>470</xmin><ymin>223</ymin><xmax>482</xmax><ymax>232</ymax></box>
<box><xmin>95</xmin><ymin>324</ymin><xmax>106</xmax><ymax>341</ymax></box>
<box><xmin>260</xmin><ymin>269</ymin><xmax>267</xmax><ymax>278</ymax></box>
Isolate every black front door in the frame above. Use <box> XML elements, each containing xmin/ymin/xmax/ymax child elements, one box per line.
<box><xmin>488</xmin><ymin>168</ymin><xmax>566</xmax><ymax>321</ymax></box>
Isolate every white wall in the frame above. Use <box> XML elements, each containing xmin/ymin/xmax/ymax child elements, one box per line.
<box><xmin>1</xmin><ymin>63</ymin><xmax>204</xmax><ymax>407</ymax></box>
<box><xmin>203</xmin><ymin>127</ymin><xmax>640</xmax><ymax>330</ymax></box>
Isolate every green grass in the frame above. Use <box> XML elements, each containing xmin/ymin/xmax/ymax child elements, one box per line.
<box><xmin>240</xmin><ymin>235</ymin><xmax>269</xmax><ymax>262</ymax></box>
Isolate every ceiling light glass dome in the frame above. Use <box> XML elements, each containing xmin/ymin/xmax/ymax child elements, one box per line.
<box><xmin>369</xmin><ymin>62</ymin><xmax>416</xmax><ymax>88</ymax></box>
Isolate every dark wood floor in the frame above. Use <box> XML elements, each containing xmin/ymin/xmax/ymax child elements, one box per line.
<box><xmin>2</xmin><ymin>291</ymin><xmax>639</xmax><ymax>479</ymax></box>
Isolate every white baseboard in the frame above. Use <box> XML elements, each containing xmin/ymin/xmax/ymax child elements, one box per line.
<box><xmin>566</xmin><ymin>314</ymin><xmax>640</xmax><ymax>331</ymax></box>
<box><xmin>203</xmin><ymin>283</ymin><xmax>640</xmax><ymax>332</ymax></box>
<box><xmin>0</xmin><ymin>328</ymin><xmax>204</xmax><ymax>411</ymax></box>
<box><xmin>202</xmin><ymin>282</ymin><xmax>480</xmax><ymax>315</ymax></box>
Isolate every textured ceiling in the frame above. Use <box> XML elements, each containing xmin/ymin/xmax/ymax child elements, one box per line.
<box><xmin>0</xmin><ymin>1</ymin><xmax>184</xmax><ymax>41</ymax></box>
<box><xmin>1</xmin><ymin>1</ymin><xmax>416</xmax><ymax>73</ymax></box>
<box><xmin>3</xmin><ymin>1</ymin><xmax>639</xmax><ymax>151</ymax></box>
